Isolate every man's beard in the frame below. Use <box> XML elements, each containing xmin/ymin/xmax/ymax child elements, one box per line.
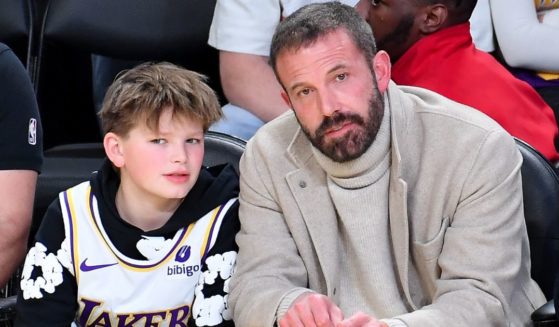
<box><xmin>375</xmin><ymin>14</ymin><xmax>414</xmax><ymax>61</ymax></box>
<box><xmin>299</xmin><ymin>87</ymin><xmax>384</xmax><ymax>163</ymax></box>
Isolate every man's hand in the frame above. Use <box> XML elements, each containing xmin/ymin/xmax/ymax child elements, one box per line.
<box><xmin>279</xmin><ymin>295</ymin><xmax>390</xmax><ymax>327</ymax></box>
<box><xmin>337</xmin><ymin>312</ymin><xmax>388</xmax><ymax>327</ymax></box>
<box><xmin>279</xmin><ymin>293</ymin><xmax>344</xmax><ymax>327</ymax></box>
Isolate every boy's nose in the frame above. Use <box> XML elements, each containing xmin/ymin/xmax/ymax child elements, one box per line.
<box><xmin>171</xmin><ymin>144</ymin><xmax>188</xmax><ymax>163</ymax></box>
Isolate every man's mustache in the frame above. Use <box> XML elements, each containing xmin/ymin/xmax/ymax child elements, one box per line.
<box><xmin>316</xmin><ymin>111</ymin><xmax>365</xmax><ymax>137</ymax></box>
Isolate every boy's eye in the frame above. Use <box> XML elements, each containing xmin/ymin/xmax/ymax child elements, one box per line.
<box><xmin>186</xmin><ymin>138</ymin><xmax>201</xmax><ymax>144</ymax></box>
<box><xmin>371</xmin><ymin>0</ymin><xmax>381</xmax><ymax>6</ymax></box>
<box><xmin>151</xmin><ymin>138</ymin><xmax>166</xmax><ymax>144</ymax></box>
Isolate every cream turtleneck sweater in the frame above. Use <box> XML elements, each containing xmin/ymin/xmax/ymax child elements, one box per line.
<box><xmin>313</xmin><ymin>104</ymin><xmax>408</xmax><ymax>325</ymax></box>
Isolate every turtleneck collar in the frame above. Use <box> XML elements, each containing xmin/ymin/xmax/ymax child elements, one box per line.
<box><xmin>312</xmin><ymin>97</ymin><xmax>391</xmax><ymax>181</ymax></box>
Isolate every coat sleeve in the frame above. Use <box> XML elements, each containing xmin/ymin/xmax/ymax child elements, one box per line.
<box><xmin>228</xmin><ymin>137</ymin><xmax>312</xmax><ymax>327</ymax></box>
<box><xmin>394</xmin><ymin>129</ymin><xmax>545</xmax><ymax>326</ymax></box>
<box><xmin>15</xmin><ymin>199</ymin><xmax>78</xmax><ymax>327</ymax></box>
<box><xmin>190</xmin><ymin>200</ymin><xmax>239</xmax><ymax>327</ymax></box>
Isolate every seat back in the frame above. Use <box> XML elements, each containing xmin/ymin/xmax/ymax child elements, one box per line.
<box><xmin>516</xmin><ymin>138</ymin><xmax>559</xmax><ymax>299</ymax></box>
<box><xmin>34</xmin><ymin>0</ymin><xmax>221</xmax><ymax>149</ymax></box>
<box><xmin>39</xmin><ymin>0</ymin><xmax>216</xmax><ymax>62</ymax></box>
<box><xmin>0</xmin><ymin>0</ymin><xmax>34</xmax><ymax>67</ymax></box>
<box><xmin>203</xmin><ymin>131</ymin><xmax>246</xmax><ymax>172</ymax></box>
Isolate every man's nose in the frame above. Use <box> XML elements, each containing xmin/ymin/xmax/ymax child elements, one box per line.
<box><xmin>317</xmin><ymin>90</ymin><xmax>339</xmax><ymax>117</ymax></box>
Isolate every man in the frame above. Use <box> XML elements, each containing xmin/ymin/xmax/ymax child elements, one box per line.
<box><xmin>0</xmin><ymin>43</ymin><xmax>43</xmax><ymax>287</ymax></box>
<box><xmin>360</xmin><ymin>0</ymin><xmax>559</xmax><ymax>162</ymax></box>
<box><xmin>207</xmin><ymin>0</ymin><xmax>368</xmax><ymax>139</ymax></box>
<box><xmin>228</xmin><ymin>2</ymin><xmax>545</xmax><ymax>326</ymax></box>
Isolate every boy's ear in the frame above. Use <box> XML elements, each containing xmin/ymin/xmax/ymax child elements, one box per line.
<box><xmin>104</xmin><ymin>132</ymin><xmax>125</xmax><ymax>168</ymax></box>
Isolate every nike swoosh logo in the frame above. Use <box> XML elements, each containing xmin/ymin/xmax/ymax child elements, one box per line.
<box><xmin>80</xmin><ymin>258</ymin><xmax>118</xmax><ymax>272</ymax></box>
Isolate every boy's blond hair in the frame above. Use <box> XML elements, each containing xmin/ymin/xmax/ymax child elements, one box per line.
<box><xmin>99</xmin><ymin>62</ymin><xmax>222</xmax><ymax>136</ymax></box>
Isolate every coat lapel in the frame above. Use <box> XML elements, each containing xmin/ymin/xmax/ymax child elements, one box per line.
<box><xmin>388</xmin><ymin>83</ymin><xmax>417</xmax><ymax>310</ymax></box>
<box><xmin>285</xmin><ymin>131</ymin><xmax>340</xmax><ymax>295</ymax></box>
<box><xmin>388</xmin><ymin>155</ymin><xmax>416</xmax><ymax>310</ymax></box>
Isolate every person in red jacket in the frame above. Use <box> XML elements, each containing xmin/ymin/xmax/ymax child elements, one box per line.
<box><xmin>359</xmin><ymin>0</ymin><xmax>559</xmax><ymax>163</ymax></box>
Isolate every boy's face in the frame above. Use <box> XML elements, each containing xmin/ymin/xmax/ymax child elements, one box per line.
<box><xmin>112</xmin><ymin>107</ymin><xmax>205</xmax><ymax>209</ymax></box>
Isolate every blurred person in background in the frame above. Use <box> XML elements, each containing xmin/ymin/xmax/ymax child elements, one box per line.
<box><xmin>0</xmin><ymin>42</ymin><xmax>43</xmax><ymax>287</ymax></box>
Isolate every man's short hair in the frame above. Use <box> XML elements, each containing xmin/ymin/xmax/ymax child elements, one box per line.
<box><xmin>99</xmin><ymin>62</ymin><xmax>222</xmax><ymax>136</ymax></box>
<box><xmin>269</xmin><ymin>2</ymin><xmax>377</xmax><ymax>78</ymax></box>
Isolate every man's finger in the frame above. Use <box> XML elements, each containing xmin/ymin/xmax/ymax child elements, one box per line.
<box><xmin>309</xmin><ymin>294</ymin><xmax>344</xmax><ymax>326</ymax></box>
<box><xmin>308</xmin><ymin>294</ymin><xmax>337</xmax><ymax>326</ymax></box>
<box><xmin>279</xmin><ymin>308</ymin><xmax>305</xmax><ymax>327</ymax></box>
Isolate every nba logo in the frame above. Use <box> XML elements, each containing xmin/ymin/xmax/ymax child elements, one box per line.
<box><xmin>28</xmin><ymin>118</ymin><xmax>37</xmax><ymax>145</ymax></box>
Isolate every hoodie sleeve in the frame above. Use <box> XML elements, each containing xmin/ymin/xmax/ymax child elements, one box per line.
<box><xmin>15</xmin><ymin>200</ymin><xmax>78</xmax><ymax>327</ymax></box>
<box><xmin>189</xmin><ymin>200</ymin><xmax>239</xmax><ymax>327</ymax></box>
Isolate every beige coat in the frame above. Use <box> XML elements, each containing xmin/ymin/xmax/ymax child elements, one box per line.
<box><xmin>229</xmin><ymin>83</ymin><xmax>546</xmax><ymax>326</ymax></box>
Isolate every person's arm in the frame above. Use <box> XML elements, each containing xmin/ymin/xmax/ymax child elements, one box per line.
<box><xmin>391</xmin><ymin>130</ymin><xmax>541</xmax><ymax>326</ymax></box>
<box><xmin>208</xmin><ymin>0</ymin><xmax>289</xmax><ymax>122</ymax></box>
<box><xmin>190</xmin><ymin>201</ymin><xmax>239</xmax><ymax>327</ymax></box>
<box><xmin>15</xmin><ymin>201</ymin><xmax>78</xmax><ymax>327</ymax></box>
<box><xmin>469</xmin><ymin>0</ymin><xmax>495</xmax><ymax>52</ymax></box>
<box><xmin>0</xmin><ymin>170</ymin><xmax>37</xmax><ymax>287</ymax></box>
<box><xmin>0</xmin><ymin>44</ymin><xmax>43</xmax><ymax>288</ymax></box>
<box><xmin>228</xmin><ymin>137</ymin><xmax>313</xmax><ymax>326</ymax></box>
<box><xmin>219</xmin><ymin>51</ymin><xmax>289</xmax><ymax>122</ymax></box>
<box><xmin>490</xmin><ymin>0</ymin><xmax>559</xmax><ymax>72</ymax></box>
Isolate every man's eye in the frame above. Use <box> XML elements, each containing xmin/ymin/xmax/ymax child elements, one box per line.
<box><xmin>371</xmin><ymin>0</ymin><xmax>381</xmax><ymax>6</ymax></box>
<box><xmin>336</xmin><ymin>73</ymin><xmax>347</xmax><ymax>81</ymax></box>
<box><xmin>298</xmin><ymin>88</ymin><xmax>311</xmax><ymax>97</ymax></box>
<box><xmin>151</xmin><ymin>138</ymin><xmax>166</xmax><ymax>144</ymax></box>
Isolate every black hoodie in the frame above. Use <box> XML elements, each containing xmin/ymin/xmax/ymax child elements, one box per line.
<box><xmin>16</xmin><ymin>160</ymin><xmax>239</xmax><ymax>327</ymax></box>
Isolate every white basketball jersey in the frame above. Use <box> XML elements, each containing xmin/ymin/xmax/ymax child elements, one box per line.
<box><xmin>58</xmin><ymin>181</ymin><xmax>236</xmax><ymax>327</ymax></box>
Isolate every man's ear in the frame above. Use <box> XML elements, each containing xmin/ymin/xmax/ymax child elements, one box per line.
<box><xmin>372</xmin><ymin>50</ymin><xmax>391</xmax><ymax>93</ymax></box>
<box><xmin>281</xmin><ymin>91</ymin><xmax>293</xmax><ymax>108</ymax></box>
<box><xmin>104</xmin><ymin>132</ymin><xmax>125</xmax><ymax>168</ymax></box>
<box><xmin>354</xmin><ymin>0</ymin><xmax>370</xmax><ymax>20</ymax></box>
<box><xmin>419</xmin><ymin>4</ymin><xmax>448</xmax><ymax>34</ymax></box>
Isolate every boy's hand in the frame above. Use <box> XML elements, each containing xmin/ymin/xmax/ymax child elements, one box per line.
<box><xmin>279</xmin><ymin>292</ymin><xmax>344</xmax><ymax>327</ymax></box>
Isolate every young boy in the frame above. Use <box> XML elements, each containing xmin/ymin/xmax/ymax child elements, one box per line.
<box><xmin>15</xmin><ymin>62</ymin><xmax>239</xmax><ymax>327</ymax></box>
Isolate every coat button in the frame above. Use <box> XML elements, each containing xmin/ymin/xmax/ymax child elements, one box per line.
<box><xmin>299</xmin><ymin>181</ymin><xmax>307</xmax><ymax>188</ymax></box>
